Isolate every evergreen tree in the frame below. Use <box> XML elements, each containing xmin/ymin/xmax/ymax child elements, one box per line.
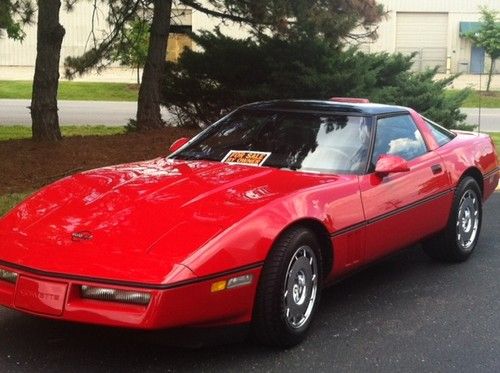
<box><xmin>163</xmin><ymin>32</ymin><xmax>469</xmax><ymax>129</ymax></box>
<box><xmin>30</xmin><ymin>0</ymin><xmax>66</xmax><ymax>141</ymax></box>
<box><xmin>0</xmin><ymin>0</ymin><xmax>35</xmax><ymax>40</ymax></box>
<box><xmin>64</xmin><ymin>0</ymin><xmax>385</xmax><ymax>130</ymax></box>
<box><xmin>1</xmin><ymin>0</ymin><xmax>76</xmax><ymax>141</ymax></box>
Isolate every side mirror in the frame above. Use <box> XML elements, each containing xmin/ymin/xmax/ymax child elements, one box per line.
<box><xmin>169</xmin><ymin>137</ymin><xmax>190</xmax><ymax>153</ymax></box>
<box><xmin>375</xmin><ymin>154</ymin><xmax>410</xmax><ymax>175</ymax></box>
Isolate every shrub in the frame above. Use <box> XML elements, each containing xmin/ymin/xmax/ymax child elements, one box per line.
<box><xmin>162</xmin><ymin>31</ymin><xmax>468</xmax><ymax>129</ymax></box>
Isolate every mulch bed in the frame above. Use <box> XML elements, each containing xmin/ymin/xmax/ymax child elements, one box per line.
<box><xmin>0</xmin><ymin>128</ymin><xmax>199</xmax><ymax>194</ymax></box>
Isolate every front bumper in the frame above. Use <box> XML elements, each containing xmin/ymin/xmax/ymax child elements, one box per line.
<box><xmin>0</xmin><ymin>263</ymin><xmax>262</xmax><ymax>329</ymax></box>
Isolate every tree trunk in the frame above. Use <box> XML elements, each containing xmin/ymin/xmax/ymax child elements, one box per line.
<box><xmin>136</xmin><ymin>0</ymin><xmax>172</xmax><ymax>130</ymax></box>
<box><xmin>486</xmin><ymin>59</ymin><xmax>495</xmax><ymax>92</ymax></box>
<box><xmin>31</xmin><ymin>0</ymin><xmax>65</xmax><ymax>141</ymax></box>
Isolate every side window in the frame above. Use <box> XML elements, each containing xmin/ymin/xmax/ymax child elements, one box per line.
<box><xmin>371</xmin><ymin>114</ymin><xmax>427</xmax><ymax>165</ymax></box>
<box><xmin>423</xmin><ymin>118</ymin><xmax>456</xmax><ymax>147</ymax></box>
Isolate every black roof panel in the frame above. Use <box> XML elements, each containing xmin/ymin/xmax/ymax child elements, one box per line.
<box><xmin>242</xmin><ymin>100</ymin><xmax>409</xmax><ymax>115</ymax></box>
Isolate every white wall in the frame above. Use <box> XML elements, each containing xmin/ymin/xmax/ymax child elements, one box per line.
<box><xmin>0</xmin><ymin>2</ymin><xmax>113</xmax><ymax>67</ymax></box>
<box><xmin>369</xmin><ymin>0</ymin><xmax>500</xmax><ymax>73</ymax></box>
<box><xmin>1</xmin><ymin>0</ymin><xmax>498</xmax><ymax>80</ymax></box>
<box><xmin>0</xmin><ymin>1</ymin><xmax>249</xmax><ymax>68</ymax></box>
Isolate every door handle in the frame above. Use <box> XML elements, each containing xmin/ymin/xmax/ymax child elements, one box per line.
<box><xmin>431</xmin><ymin>164</ymin><xmax>443</xmax><ymax>174</ymax></box>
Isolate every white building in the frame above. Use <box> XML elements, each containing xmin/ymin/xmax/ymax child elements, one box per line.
<box><xmin>361</xmin><ymin>0</ymin><xmax>500</xmax><ymax>77</ymax></box>
<box><xmin>0</xmin><ymin>0</ymin><xmax>498</xmax><ymax>88</ymax></box>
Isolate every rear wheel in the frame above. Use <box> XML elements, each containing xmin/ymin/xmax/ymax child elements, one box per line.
<box><xmin>423</xmin><ymin>176</ymin><xmax>482</xmax><ymax>262</ymax></box>
<box><xmin>252</xmin><ymin>227</ymin><xmax>323</xmax><ymax>347</ymax></box>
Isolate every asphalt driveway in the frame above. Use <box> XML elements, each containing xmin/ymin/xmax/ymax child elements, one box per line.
<box><xmin>0</xmin><ymin>192</ymin><xmax>499</xmax><ymax>372</ymax></box>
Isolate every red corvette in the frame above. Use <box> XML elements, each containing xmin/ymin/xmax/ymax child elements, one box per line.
<box><xmin>0</xmin><ymin>100</ymin><xmax>498</xmax><ymax>347</ymax></box>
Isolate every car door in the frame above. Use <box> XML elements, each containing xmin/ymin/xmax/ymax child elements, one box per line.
<box><xmin>358</xmin><ymin>113</ymin><xmax>453</xmax><ymax>262</ymax></box>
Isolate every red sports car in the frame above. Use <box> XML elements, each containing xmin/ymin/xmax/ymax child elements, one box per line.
<box><xmin>0</xmin><ymin>100</ymin><xmax>498</xmax><ymax>347</ymax></box>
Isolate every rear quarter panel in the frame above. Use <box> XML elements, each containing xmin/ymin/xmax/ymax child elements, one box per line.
<box><xmin>436</xmin><ymin>132</ymin><xmax>498</xmax><ymax>200</ymax></box>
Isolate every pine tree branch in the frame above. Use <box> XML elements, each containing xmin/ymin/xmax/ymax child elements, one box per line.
<box><xmin>179</xmin><ymin>0</ymin><xmax>274</xmax><ymax>26</ymax></box>
<box><xmin>64</xmin><ymin>0</ymin><xmax>142</xmax><ymax>78</ymax></box>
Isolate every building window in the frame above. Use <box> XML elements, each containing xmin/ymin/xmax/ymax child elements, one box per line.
<box><xmin>167</xmin><ymin>32</ymin><xmax>192</xmax><ymax>62</ymax></box>
<box><xmin>167</xmin><ymin>8</ymin><xmax>192</xmax><ymax>62</ymax></box>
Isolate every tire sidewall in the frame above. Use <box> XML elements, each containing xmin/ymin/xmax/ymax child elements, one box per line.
<box><xmin>278</xmin><ymin>230</ymin><xmax>323</xmax><ymax>337</ymax></box>
<box><xmin>253</xmin><ymin>227</ymin><xmax>324</xmax><ymax>347</ymax></box>
<box><xmin>449</xmin><ymin>177</ymin><xmax>483</xmax><ymax>257</ymax></box>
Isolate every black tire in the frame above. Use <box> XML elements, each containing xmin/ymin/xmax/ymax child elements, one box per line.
<box><xmin>252</xmin><ymin>226</ymin><xmax>323</xmax><ymax>347</ymax></box>
<box><xmin>423</xmin><ymin>176</ymin><xmax>482</xmax><ymax>262</ymax></box>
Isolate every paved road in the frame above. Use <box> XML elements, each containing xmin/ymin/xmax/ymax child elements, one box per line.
<box><xmin>461</xmin><ymin>108</ymin><xmax>500</xmax><ymax>132</ymax></box>
<box><xmin>0</xmin><ymin>99</ymin><xmax>499</xmax><ymax>131</ymax></box>
<box><xmin>0</xmin><ymin>192</ymin><xmax>499</xmax><ymax>372</ymax></box>
<box><xmin>0</xmin><ymin>99</ymin><xmax>173</xmax><ymax>126</ymax></box>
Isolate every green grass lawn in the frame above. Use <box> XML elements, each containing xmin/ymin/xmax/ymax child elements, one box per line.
<box><xmin>0</xmin><ymin>125</ymin><xmax>125</xmax><ymax>141</ymax></box>
<box><xmin>451</xmin><ymin>90</ymin><xmax>500</xmax><ymax>108</ymax></box>
<box><xmin>0</xmin><ymin>81</ymin><xmax>138</xmax><ymax>101</ymax></box>
<box><xmin>489</xmin><ymin>132</ymin><xmax>500</xmax><ymax>154</ymax></box>
<box><xmin>0</xmin><ymin>192</ymin><xmax>29</xmax><ymax>217</ymax></box>
<box><xmin>1</xmin><ymin>80</ymin><xmax>497</xmax><ymax>107</ymax></box>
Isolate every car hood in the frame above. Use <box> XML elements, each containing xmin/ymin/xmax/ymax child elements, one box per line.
<box><xmin>0</xmin><ymin>158</ymin><xmax>337</xmax><ymax>285</ymax></box>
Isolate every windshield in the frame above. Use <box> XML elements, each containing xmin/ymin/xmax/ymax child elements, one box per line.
<box><xmin>172</xmin><ymin>109</ymin><xmax>372</xmax><ymax>174</ymax></box>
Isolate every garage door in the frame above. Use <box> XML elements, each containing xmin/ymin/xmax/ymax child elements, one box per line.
<box><xmin>396</xmin><ymin>13</ymin><xmax>448</xmax><ymax>73</ymax></box>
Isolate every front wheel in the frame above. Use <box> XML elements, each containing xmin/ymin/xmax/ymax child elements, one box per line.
<box><xmin>423</xmin><ymin>176</ymin><xmax>482</xmax><ymax>262</ymax></box>
<box><xmin>252</xmin><ymin>227</ymin><xmax>323</xmax><ymax>347</ymax></box>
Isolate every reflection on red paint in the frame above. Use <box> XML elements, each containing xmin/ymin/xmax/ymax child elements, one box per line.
<box><xmin>14</xmin><ymin>277</ymin><xmax>67</xmax><ymax>316</ymax></box>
